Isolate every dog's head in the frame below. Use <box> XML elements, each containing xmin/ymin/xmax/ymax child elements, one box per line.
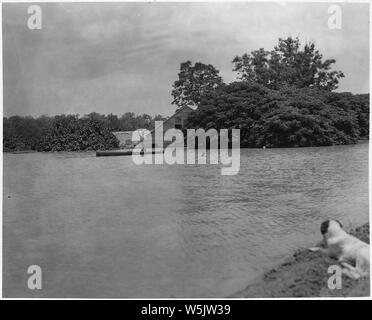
<box><xmin>321</xmin><ymin>220</ymin><xmax>343</xmax><ymax>237</ymax></box>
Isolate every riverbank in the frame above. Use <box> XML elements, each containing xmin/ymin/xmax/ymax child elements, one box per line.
<box><xmin>4</xmin><ymin>139</ymin><xmax>369</xmax><ymax>154</ymax></box>
<box><xmin>231</xmin><ymin>223</ymin><xmax>370</xmax><ymax>298</ymax></box>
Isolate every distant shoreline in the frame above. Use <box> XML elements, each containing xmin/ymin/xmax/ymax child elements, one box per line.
<box><xmin>3</xmin><ymin>139</ymin><xmax>369</xmax><ymax>154</ymax></box>
<box><xmin>230</xmin><ymin>222</ymin><xmax>370</xmax><ymax>298</ymax></box>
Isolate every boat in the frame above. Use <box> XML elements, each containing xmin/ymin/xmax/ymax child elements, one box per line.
<box><xmin>96</xmin><ymin>148</ymin><xmax>164</xmax><ymax>157</ymax></box>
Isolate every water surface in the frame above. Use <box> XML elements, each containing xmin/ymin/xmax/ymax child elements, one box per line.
<box><xmin>3</xmin><ymin>142</ymin><xmax>369</xmax><ymax>297</ymax></box>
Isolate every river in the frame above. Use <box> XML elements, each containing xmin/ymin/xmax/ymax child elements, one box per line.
<box><xmin>3</xmin><ymin>142</ymin><xmax>369</xmax><ymax>297</ymax></box>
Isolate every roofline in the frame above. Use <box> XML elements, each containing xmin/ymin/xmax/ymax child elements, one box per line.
<box><xmin>149</xmin><ymin>105</ymin><xmax>195</xmax><ymax>134</ymax></box>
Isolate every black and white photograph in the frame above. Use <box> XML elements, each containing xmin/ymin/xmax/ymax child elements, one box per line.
<box><xmin>1</xmin><ymin>0</ymin><xmax>370</xmax><ymax>300</ymax></box>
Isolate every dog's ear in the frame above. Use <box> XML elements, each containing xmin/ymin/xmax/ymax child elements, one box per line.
<box><xmin>320</xmin><ymin>220</ymin><xmax>330</xmax><ymax>235</ymax></box>
<box><xmin>336</xmin><ymin>220</ymin><xmax>343</xmax><ymax>228</ymax></box>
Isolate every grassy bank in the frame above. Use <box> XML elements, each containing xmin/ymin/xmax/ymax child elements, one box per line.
<box><xmin>231</xmin><ymin>223</ymin><xmax>369</xmax><ymax>298</ymax></box>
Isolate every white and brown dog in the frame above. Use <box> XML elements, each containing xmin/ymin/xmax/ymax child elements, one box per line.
<box><xmin>309</xmin><ymin>220</ymin><xmax>370</xmax><ymax>279</ymax></box>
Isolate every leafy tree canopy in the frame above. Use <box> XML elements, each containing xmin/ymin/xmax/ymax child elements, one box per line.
<box><xmin>172</xmin><ymin>61</ymin><xmax>223</xmax><ymax>109</ymax></box>
<box><xmin>186</xmin><ymin>82</ymin><xmax>368</xmax><ymax>148</ymax></box>
<box><xmin>3</xmin><ymin>112</ymin><xmax>168</xmax><ymax>152</ymax></box>
<box><xmin>232</xmin><ymin>37</ymin><xmax>345</xmax><ymax>91</ymax></box>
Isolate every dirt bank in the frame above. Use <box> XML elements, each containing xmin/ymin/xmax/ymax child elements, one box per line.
<box><xmin>231</xmin><ymin>223</ymin><xmax>370</xmax><ymax>298</ymax></box>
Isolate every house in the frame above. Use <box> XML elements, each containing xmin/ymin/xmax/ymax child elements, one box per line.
<box><xmin>160</xmin><ymin>105</ymin><xmax>194</xmax><ymax>131</ymax></box>
<box><xmin>112</xmin><ymin>129</ymin><xmax>150</xmax><ymax>149</ymax></box>
<box><xmin>112</xmin><ymin>105</ymin><xmax>195</xmax><ymax>149</ymax></box>
<box><xmin>112</xmin><ymin>131</ymin><xmax>133</xmax><ymax>148</ymax></box>
<box><xmin>149</xmin><ymin>105</ymin><xmax>194</xmax><ymax>148</ymax></box>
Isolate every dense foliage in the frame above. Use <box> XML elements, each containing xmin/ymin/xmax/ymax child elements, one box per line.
<box><xmin>186</xmin><ymin>82</ymin><xmax>369</xmax><ymax>148</ymax></box>
<box><xmin>4</xmin><ymin>36</ymin><xmax>369</xmax><ymax>151</ymax></box>
<box><xmin>3</xmin><ymin>115</ymin><xmax>51</xmax><ymax>151</ymax></box>
<box><xmin>233</xmin><ymin>37</ymin><xmax>345</xmax><ymax>91</ymax></box>
<box><xmin>179</xmin><ymin>37</ymin><xmax>367</xmax><ymax>148</ymax></box>
<box><xmin>37</xmin><ymin>115</ymin><xmax>119</xmax><ymax>152</ymax></box>
<box><xmin>172</xmin><ymin>38</ymin><xmax>345</xmax><ymax>113</ymax></box>
<box><xmin>3</xmin><ymin>112</ymin><xmax>167</xmax><ymax>152</ymax></box>
<box><xmin>172</xmin><ymin>61</ymin><xmax>223</xmax><ymax>109</ymax></box>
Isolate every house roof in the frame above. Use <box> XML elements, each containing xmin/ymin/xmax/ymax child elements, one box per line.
<box><xmin>149</xmin><ymin>105</ymin><xmax>195</xmax><ymax>134</ymax></box>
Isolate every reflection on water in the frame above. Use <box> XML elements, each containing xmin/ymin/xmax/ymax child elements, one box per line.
<box><xmin>3</xmin><ymin>142</ymin><xmax>369</xmax><ymax>297</ymax></box>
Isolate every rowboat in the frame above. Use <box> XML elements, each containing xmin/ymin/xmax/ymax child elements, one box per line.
<box><xmin>96</xmin><ymin>148</ymin><xmax>164</xmax><ymax>157</ymax></box>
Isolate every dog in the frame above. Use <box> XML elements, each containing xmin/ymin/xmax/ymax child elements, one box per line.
<box><xmin>309</xmin><ymin>220</ymin><xmax>370</xmax><ymax>279</ymax></box>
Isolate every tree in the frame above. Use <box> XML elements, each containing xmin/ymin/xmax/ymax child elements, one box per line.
<box><xmin>3</xmin><ymin>115</ymin><xmax>51</xmax><ymax>151</ymax></box>
<box><xmin>3</xmin><ymin>112</ymin><xmax>169</xmax><ymax>152</ymax></box>
<box><xmin>171</xmin><ymin>61</ymin><xmax>223</xmax><ymax>109</ymax></box>
<box><xmin>107</xmin><ymin>113</ymin><xmax>121</xmax><ymax>131</ymax></box>
<box><xmin>186</xmin><ymin>82</ymin><xmax>366</xmax><ymax>148</ymax></box>
<box><xmin>119</xmin><ymin>112</ymin><xmax>137</xmax><ymax>131</ymax></box>
<box><xmin>232</xmin><ymin>37</ymin><xmax>344</xmax><ymax>91</ymax></box>
<box><xmin>39</xmin><ymin>115</ymin><xmax>119</xmax><ymax>151</ymax></box>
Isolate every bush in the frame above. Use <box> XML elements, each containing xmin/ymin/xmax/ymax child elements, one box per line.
<box><xmin>3</xmin><ymin>114</ymin><xmax>119</xmax><ymax>152</ymax></box>
<box><xmin>38</xmin><ymin>115</ymin><xmax>119</xmax><ymax>151</ymax></box>
<box><xmin>186</xmin><ymin>82</ymin><xmax>368</xmax><ymax>148</ymax></box>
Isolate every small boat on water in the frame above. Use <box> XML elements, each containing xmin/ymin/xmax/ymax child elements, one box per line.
<box><xmin>96</xmin><ymin>148</ymin><xmax>164</xmax><ymax>157</ymax></box>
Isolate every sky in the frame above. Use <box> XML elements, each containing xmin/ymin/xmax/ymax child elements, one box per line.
<box><xmin>2</xmin><ymin>1</ymin><xmax>370</xmax><ymax>118</ymax></box>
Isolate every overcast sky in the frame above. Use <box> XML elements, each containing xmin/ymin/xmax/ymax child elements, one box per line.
<box><xmin>3</xmin><ymin>2</ymin><xmax>370</xmax><ymax>118</ymax></box>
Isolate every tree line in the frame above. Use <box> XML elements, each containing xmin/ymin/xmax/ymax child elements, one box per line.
<box><xmin>3</xmin><ymin>113</ymin><xmax>167</xmax><ymax>152</ymax></box>
<box><xmin>186</xmin><ymin>83</ymin><xmax>368</xmax><ymax>147</ymax></box>
<box><xmin>172</xmin><ymin>37</ymin><xmax>369</xmax><ymax>147</ymax></box>
<box><xmin>4</xmin><ymin>37</ymin><xmax>369</xmax><ymax>151</ymax></box>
